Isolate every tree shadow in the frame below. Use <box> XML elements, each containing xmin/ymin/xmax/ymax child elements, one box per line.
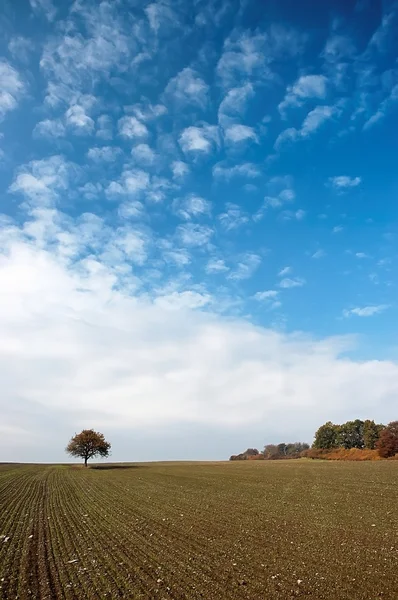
<box><xmin>89</xmin><ymin>464</ymin><xmax>145</xmax><ymax>470</ymax></box>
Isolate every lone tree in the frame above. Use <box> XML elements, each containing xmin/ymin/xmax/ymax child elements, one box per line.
<box><xmin>66</xmin><ymin>429</ymin><xmax>111</xmax><ymax>467</ymax></box>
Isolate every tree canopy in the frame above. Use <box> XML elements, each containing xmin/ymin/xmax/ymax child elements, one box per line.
<box><xmin>376</xmin><ymin>421</ymin><xmax>398</xmax><ymax>458</ymax></box>
<box><xmin>313</xmin><ymin>419</ymin><xmax>385</xmax><ymax>451</ymax></box>
<box><xmin>66</xmin><ymin>429</ymin><xmax>111</xmax><ymax>467</ymax></box>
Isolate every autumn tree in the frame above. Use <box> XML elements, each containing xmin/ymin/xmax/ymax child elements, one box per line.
<box><xmin>66</xmin><ymin>429</ymin><xmax>111</xmax><ymax>467</ymax></box>
<box><xmin>376</xmin><ymin>421</ymin><xmax>398</xmax><ymax>458</ymax></box>
<box><xmin>313</xmin><ymin>421</ymin><xmax>339</xmax><ymax>449</ymax></box>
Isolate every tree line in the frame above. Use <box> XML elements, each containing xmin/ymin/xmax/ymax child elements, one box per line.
<box><xmin>230</xmin><ymin>442</ymin><xmax>309</xmax><ymax>461</ymax></box>
<box><xmin>229</xmin><ymin>419</ymin><xmax>398</xmax><ymax>461</ymax></box>
<box><xmin>313</xmin><ymin>419</ymin><xmax>398</xmax><ymax>457</ymax></box>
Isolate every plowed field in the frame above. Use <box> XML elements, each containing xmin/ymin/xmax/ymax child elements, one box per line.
<box><xmin>0</xmin><ymin>460</ymin><xmax>397</xmax><ymax>599</ymax></box>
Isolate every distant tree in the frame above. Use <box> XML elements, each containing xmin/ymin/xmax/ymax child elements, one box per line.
<box><xmin>363</xmin><ymin>420</ymin><xmax>384</xmax><ymax>449</ymax></box>
<box><xmin>66</xmin><ymin>429</ymin><xmax>111</xmax><ymax>467</ymax></box>
<box><xmin>263</xmin><ymin>444</ymin><xmax>280</xmax><ymax>459</ymax></box>
<box><xmin>286</xmin><ymin>442</ymin><xmax>310</xmax><ymax>456</ymax></box>
<box><xmin>244</xmin><ymin>448</ymin><xmax>260</xmax><ymax>457</ymax></box>
<box><xmin>376</xmin><ymin>421</ymin><xmax>398</xmax><ymax>458</ymax></box>
<box><xmin>277</xmin><ymin>443</ymin><xmax>287</xmax><ymax>456</ymax></box>
<box><xmin>229</xmin><ymin>448</ymin><xmax>260</xmax><ymax>461</ymax></box>
<box><xmin>338</xmin><ymin>420</ymin><xmax>365</xmax><ymax>449</ymax></box>
<box><xmin>313</xmin><ymin>421</ymin><xmax>339</xmax><ymax>449</ymax></box>
<box><xmin>263</xmin><ymin>442</ymin><xmax>309</xmax><ymax>460</ymax></box>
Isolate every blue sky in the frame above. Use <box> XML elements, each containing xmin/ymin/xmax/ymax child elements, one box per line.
<box><xmin>0</xmin><ymin>0</ymin><xmax>397</xmax><ymax>462</ymax></box>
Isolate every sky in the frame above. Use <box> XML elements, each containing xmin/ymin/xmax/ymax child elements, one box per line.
<box><xmin>0</xmin><ymin>0</ymin><xmax>397</xmax><ymax>463</ymax></box>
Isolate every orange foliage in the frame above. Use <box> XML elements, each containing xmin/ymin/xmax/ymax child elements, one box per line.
<box><xmin>304</xmin><ymin>448</ymin><xmax>382</xmax><ymax>461</ymax></box>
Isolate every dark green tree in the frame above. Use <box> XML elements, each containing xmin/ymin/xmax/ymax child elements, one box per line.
<box><xmin>337</xmin><ymin>419</ymin><xmax>365</xmax><ymax>449</ymax></box>
<box><xmin>313</xmin><ymin>421</ymin><xmax>339</xmax><ymax>449</ymax></box>
<box><xmin>363</xmin><ymin>420</ymin><xmax>384</xmax><ymax>449</ymax></box>
<box><xmin>286</xmin><ymin>442</ymin><xmax>310</xmax><ymax>456</ymax></box>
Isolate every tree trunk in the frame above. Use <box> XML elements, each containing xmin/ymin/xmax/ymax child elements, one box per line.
<box><xmin>84</xmin><ymin>457</ymin><xmax>88</xmax><ymax>467</ymax></box>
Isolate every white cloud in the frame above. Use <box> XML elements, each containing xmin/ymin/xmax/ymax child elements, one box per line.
<box><xmin>87</xmin><ymin>146</ymin><xmax>122</xmax><ymax>162</ymax></box>
<box><xmin>171</xmin><ymin>160</ymin><xmax>190</xmax><ymax>179</ymax></box>
<box><xmin>275</xmin><ymin>105</ymin><xmax>337</xmax><ymax>150</ymax></box>
<box><xmin>65</xmin><ymin>105</ymin><xmax>95</xmax><ymax>135</ymax></box>
<box><xmin>9</xmin><ymin>156</ymin><xmax>73</xmax><ymax>207</ymax></box>
<box><xmin>33</xmin><ymin>119</ymin><xmax>66</xmax><ymax>139</ymax></box>
<box><xmin>279</xmin><ymin>277</ymin><xmax>305</xmax><ymax>288</ymax></box>
<box><xmin>173</xmin><ymin>194</ymin><xmax>211</xmax><ymax>220</ymax></box>
<box><xmin>278</xmin><ymin>266</ymin><xmax>292</xmax><ymax>276</ymax></box>
<box><xmin>131</xmin><ymin>102</ymin><xmax>167</xmax><ymax>122</ymax></box>
<box><xmin>279</xmin><ymin>74</ymin><xmax>327</xmax><ymax>117</ymax></box>
<box><xmin>329</xmin><ymin>175</ymin><xmax>361</xmax><ymax>190</ymax></box>
<box><xmin>131</xmin><ymin>143</ymin><xmax>156</xmax><ymax>166</ymax></box>
<box><xmin>219</xmin><ymin>203</ymin><xmax>249</xmax><ymax>231</ymax></box>
<box><xmin>106</xmin><ymin>169</ymin><xmax>150</xmax><ymax>198</ymax></box>
<box><xmin>343</xmin><ymin>305</ymin><xmax>389</xmax><ymax>318</ymax></box>
<box><xmin>355</xmin><ymin>252</ymin><xmax>368</xmax><ymax>259</ymax></box>
<box><xmin>212</xmin><ymin>162</ymin><xmax>261</xmax><ymax>180</ymax></box>
<box><xmin>164</xmin><ymin>68</ymin><xmax>209</xmax><ymax>110</ymax></box>
<box><xmin>29</xmin><ymin>0</ymin><xmax>57</xmax><ymax>21</ymax></box>
<box><xmin>216</xmin><ymin>26</ymin><xmax>306</xmax><ymax>88</ymax></box>
<box><xmin>367</xmin><ymin>8</ymin><xmax>397</xmax><ymax>54</ymax></box>
<box><xmin>206</xmin><ymin>258</ymin><xmax>229</xmax><ymax>274</ymax></box>
<box><xmin>40</xmin><ymin>3</ymin><xmax>133</xmax><ymax>96</ymax></box>
<box><xmin>363</xmin><ymin>110</ymin><xmax>385</xmax><ymax>130</ymax></box>
<box><xmin>96</xmin><ymin>115</ymin><xmax>113</xmax><ymax>140</ymax></box>
<box><xmin>228</xmin><ymin>253</ymin><xmax>261</xmax><ymax>280</ymax></box>
<box><xmin>177</xmin><ymin>223</ymin><xmax>213</xmax><ymax>247</ymax></box>
<box><xmin>253</xmin><ymin>290</ymin><xmax>279</xmax><ymax>301</ymax></box>
<box><xmin>280</xmin><ymin>209</ymin><xmax>306</xmax><ymax>221</ymax></box>
<box><xmin>255</xmin><ymin>177</ymin><xmax>295</xmax><ymax>218</ymax></box>
<box><xmin>0</xmin><ymin>61</ymin><xmax>24</xmax><ymax>120</ymax></box>
<box><xmin>333</xmin><ymin>225</ymin><xmax>343</xmax><ymax>233</ymax></box>
<box><xmin>292</xmin><ymin>74</ymin><xmax>327</xmax><ymax>98</ymax></box>
<box><xmin>155</xmin><ymin>291</ymin><xmax>211</xmax><ymax>311</ymax></box>
<box><xmin>274</xmin><ymin>127</ymin><xmax>299</xmax><ymax>150</ymax></box>
<box><xmin>224</xmin><ymin>124</ymin><xmax>258</xmax><ymax>144</ymax></box>
<box><xmin>323</xmin><ymin>34</ymin><xmax>356</xmax><ymax>63</ymax></box>
<box><xmin>179</xmin><ymin>124</ymin><xmax>219</xmax><ymax>155</ymax></box>
<box><xmin>145</xmin><ymin>2</ymin><xmax>178</xmax><ymax>34</ymax></box>
<box><xmin>79</xmin><ymin>182</ymin><xmax>103</xmax><ymax>200</ymax></box>
<box><xmin>8</xmin><ymin>37</ymin><xmax>35</xmax><ymax>63</ymax></box>
<box><xmin>162</xmin><ymin>248</ymin><xmax>191</xmax><ymax>267</ymax></box>
<box><xmin>301</xmin><ymin>105</ymin><xmax>336</xmax><ymax>136</ymax></box>
<box><xmin>218</xmin><ymin>83</ymin><xmax>254</xmax><ymax>122</ymax></box>
<box><xmin>118</xmin><ymin>116</ymin><xmax>148</xmax><ymax>139</ymax></box>
<box><xmin>312</xmin><ymin>250</ymin><xmax>325</xmax><ymax>259</ymax></box>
